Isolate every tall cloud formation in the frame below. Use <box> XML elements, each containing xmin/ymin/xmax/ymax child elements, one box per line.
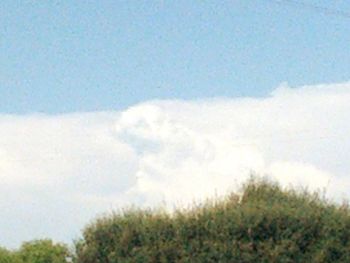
<box><xmin>1</xmin><ymin>82</ymin><xmax>350</xmax><ymax>248</ymax></box>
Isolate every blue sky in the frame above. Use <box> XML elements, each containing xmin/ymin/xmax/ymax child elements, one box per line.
<box><xmin>1</xmin><ymin>0</ymin><xmax>349</xmax><ymax>113</ymax></box>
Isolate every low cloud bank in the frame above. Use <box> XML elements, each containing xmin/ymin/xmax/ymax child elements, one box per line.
<box><xmin>1</xmin><ymin>82</ymin><xmax>350</xmax><ymax>247</ymax></box>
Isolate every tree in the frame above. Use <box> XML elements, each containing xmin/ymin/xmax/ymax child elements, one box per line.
<box><xmin>18</xmin><ymin>239</ymin><xmax>70</xmax><ymax>263</ymax></box>
<box><xmin>0</xmin><ymin>247</ymin><xmax>21</xmax><ymax>263</ymax></box>
<box><xmin>0</xmin><ymin>247</ymin><xmax>13</xmax><ymax>263</ymax></box>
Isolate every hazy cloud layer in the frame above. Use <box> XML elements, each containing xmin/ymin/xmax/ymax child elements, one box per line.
<box><xmin>1</xmin><ymin>82</ymin><xmax>350</xmax><ymax>247</ymax></box>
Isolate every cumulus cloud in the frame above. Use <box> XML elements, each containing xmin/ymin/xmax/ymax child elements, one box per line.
<box><xmin>1</xmin><ymin>82</ymin><xmax>350</xmax><ymax>247</ymax></box>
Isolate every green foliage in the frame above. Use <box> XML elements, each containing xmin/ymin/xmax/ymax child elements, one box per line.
<box><xmin>0</xmin><ymin>240</ymin><xmax>70</xmax><ymax>263</ymax></box>
<box><xmin>0</xmin><ymin>247</ymin><xmax>20</xmax><ymax>263</ymax></box>
<box><xmin>75</xmin><ymin>178</ymin><xmax>350</xmax><ymax>262</ymax></box>
<box><xmin>3</xmin><ymin>178</ymin><xmax>350</xmax><ymax>262</ymax></box>
<box><xmin>17</xmin><ymin>239</ymin><xmax>69</xmax><ymax>263</ymax></box>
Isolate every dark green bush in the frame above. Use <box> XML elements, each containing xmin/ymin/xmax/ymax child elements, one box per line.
<box><xmin>75</xmin><ymin>178</ymin><xmax>350</xmax><ymax>262</ymax></box>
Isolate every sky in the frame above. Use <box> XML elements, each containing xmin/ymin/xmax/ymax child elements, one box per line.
<box><xmin>1</xmin><ymin>0</ymin><xmax>350</xmax><ymax>113</ymax></box>
<box><xmin>0</xmin><ymin>0</ymin><xmax>350</xmax><ymax>248</ymax></box>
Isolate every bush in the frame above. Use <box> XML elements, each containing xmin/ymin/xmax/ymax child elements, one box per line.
<box><xmin>0</xmin><ymin>247</ymin><xmax>20</xmax><ymax>263</ymax></box>
<box><xmin>75</xmin><ymin>178</ymin><xmax>350</xmax><ymax>262</ymax></box>
<box><xmin>0</xmin><ymin>239</ymin><xmax>71</xmax><ymax>263</ymax></box>
<box><xmin>17</xmin><ymin>239</ymin><xmax>70</xmax><ymax>263</ymax></box>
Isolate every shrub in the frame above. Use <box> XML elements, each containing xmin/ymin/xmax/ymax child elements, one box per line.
<box><xmin>75</xmin><ymin>178</ymin><xmax>350</xmax><ymax>262</ymax></box>
<box><xmin>17</xmin><ymin>239</ymin><xmax>70</xmax><ymax>263</ymax></box>
<box><xmin>0</xmin><ymin>247</ymin><xmax>20</xmax><ymax>263</ymax></box>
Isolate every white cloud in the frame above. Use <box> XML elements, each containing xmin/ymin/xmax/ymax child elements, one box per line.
<box><xmin>1</xmin><ymin>82</ymin><xmax>350</xmax><ymax>248</ymax></box>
